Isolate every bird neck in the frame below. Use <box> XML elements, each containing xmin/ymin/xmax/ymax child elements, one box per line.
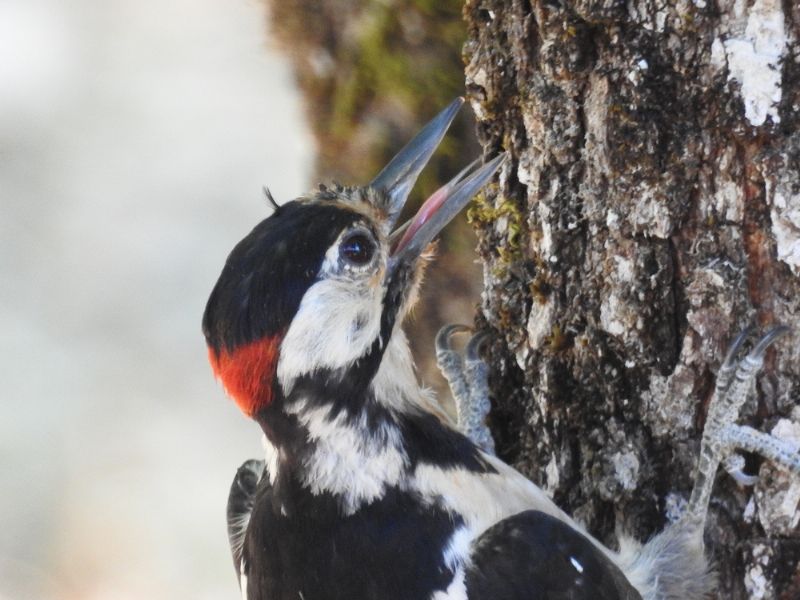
<box><xmin>370</xmin><ymin>330</ymin><xmax>454</xmax><ymax>422</ymax></box>
<box><xmin>253</xmin><ymin>331</ymin><xmax>454</xmax><ymax>515</ymax></box>
<box><xmin>259</xmin><ymin>333</ymin><xmax>422</xmax><ymax>451</ymax></box>
<box><xmin>256</xmin><ymin>375</ymin><xmax>411</xmax><ymax>516</ymax></box>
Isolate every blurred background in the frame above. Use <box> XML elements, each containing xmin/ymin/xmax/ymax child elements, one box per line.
<box><xmin>0</xmin><ymin>0</ymin><xmax>476</xmax><ymax>598</ymax></box>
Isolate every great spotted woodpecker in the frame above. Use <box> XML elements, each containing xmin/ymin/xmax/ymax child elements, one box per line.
<box><xmin>203</xmin><ymin>98</ymin><xmax>800</xmax><ymax>600</ymax></box>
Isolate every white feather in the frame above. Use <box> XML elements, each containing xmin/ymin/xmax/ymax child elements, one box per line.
<box><xmin>277</xmin><ymin>232</ymin><xmax>386</xmax><ymax>393</ymax></box>
<box><xmin>371</xmin><ymin>329</ymin><xmax>453</xmax><ymax>422</ymax></box>
<box><xmin>411</xmin><ymin>452</ymin><xmax>577</xmax><ymax>538</ymax></box>
<box><xmin>228</xmin><ymin>511</ymin><xmax>252</xmax><ymax>566</ymax></box>
<box><xmin>289</xmin><ymin>400</ymin><xmax>409</xmax><ymax>515</ymax></box>
<box><xmin>441</xmin><ymin>525</ymin><xmax>473</xmax><ymax>572</ymax></box>
<box><xmin>277</xmin><ymin>276</ymin><xmax>382</xmax><ymax>390</ymax></box>
<box><xmin>371</xmin><ymin>329</ymin><xmax>419</xmax><ymax>410</ymax></box>
<box><xmin>262</xmin><ymin>434</ymin><xmax>279</xmax><ymax>485</ymax></box>
<box><xmin>240</xmin><ymin>561</ymin><xmax>248</xmax><ymax>600</ymax></box>
<box><xmin>616</xmin><ymin>522</ymin><xmax>713</xmax><ymax>600</ymax></box>
<box><xmin>431</xmin><ymin>567</ymin><xmax>468</xmax><ymax>600</ymax></box>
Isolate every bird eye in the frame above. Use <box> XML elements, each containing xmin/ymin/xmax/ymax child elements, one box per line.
<box><xmin>340</xmin><ymin>232</ymin><xmax>375</xmax><ymax>266</ymax></box>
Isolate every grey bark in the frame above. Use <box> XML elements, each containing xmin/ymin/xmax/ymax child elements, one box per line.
<box><xmin>464</xmin><ymin>1</ymin><xmax>800</xmax><ymax>598</ymax></box>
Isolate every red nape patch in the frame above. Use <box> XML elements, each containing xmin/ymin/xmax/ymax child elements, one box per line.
<box><xmin>208</xmin><ymin>336</ymin><xmax>281</xmax><ymax>417</ymax></box>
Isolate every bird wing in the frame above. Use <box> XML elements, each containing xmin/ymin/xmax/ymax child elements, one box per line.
<box><xmin>226</xmin><ymin>459</ymin><xmax>266</xmax><ymax>581</ymax></box>
<box><xmin>465</xmin><ymin>510</ymin><xmax>642</xmax><ymax>600</ymax></box>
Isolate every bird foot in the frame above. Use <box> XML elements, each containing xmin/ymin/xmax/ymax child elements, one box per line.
<box><xmin>435</xmin><ymin>324</ymin><xmax>496</xmax><ymax>454</ymax></box>
<box><xmin>686</xmin><ymin>326</ymin><xmax>800</xmax><ymax>523</ymax></box>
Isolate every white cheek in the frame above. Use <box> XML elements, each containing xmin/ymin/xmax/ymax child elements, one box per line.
<box><xmin>277</xmin><ymin>275</ymin><xmax>383</xmax><ymax>391</ymax></box>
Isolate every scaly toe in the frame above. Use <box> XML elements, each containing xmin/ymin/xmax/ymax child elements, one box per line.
<box><xmin>688</xmin><ymin>326</ymin><xmax>795</xmax><ymax>523</ymax></box>
<box><xmin>462</xmin><ymin>330</ymin><xmax>495</xmax><ymax>455</ymax></box>
<box><xmin>435</xmin><ymin>324</ymin><xmax>471</xmax><ymax>428</ymax></box>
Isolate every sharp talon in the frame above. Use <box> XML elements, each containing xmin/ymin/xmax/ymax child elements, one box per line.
<box><xmin>722</xmin><ymin>454</ymin><xmax>759</xmax><ymax>486</ymax></box>
<box><xmin>750</xmin><ymin>325</ymin><xmax>791</xmax><ymax>359</ymax></box>
<box><xmin>689</xmin><ymin>325</ymin><xmax>795</xmax><ymax>525</ymax></box>
<box><xmin>466</xmin><ymin>331</ymin><xmax>491</xmax><ymax>362</ymax></box>
<box><xmin>433</xmin><ymin>325</ymin><xmax>495</xmax><ymax>454</ymax></box>
<box><xmin>716</xmin><ymin>326</ymin><xmax>756</xmax><ymax>394</ymax></box>
<box><xmin>435</xmin><ymin>324</ymin><xmax>472</xmax><ymax>353</ymax></box>
<box><xmin>730</xmin><ymin>470</ymin><xmax>759</xmax><ymax>487</ymax></box>
<box><xmin>722</xmin><ymin>327</ymin><xmax>755</xmax><ymax>368</ymax></box>
<box><xmin>734</xmin><ymin>326</ymin><xmax>790</xmax><ymax>379</ymax></box>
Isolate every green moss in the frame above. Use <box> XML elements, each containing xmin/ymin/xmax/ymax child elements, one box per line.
<box><xmin>324</xmin><ymin>0</ymin><xmax>466</xmax><ymax>183</ymax></box>
<box><xmin>529</xmin><ymin>277</ymin><xmax>551</xmax><ymax>304</ymax></box>
<box><xmin>467</xmin><ymin>188</ymin><xmax>525</xmax><ymax>265</ymax></box>
<box><xmin>545</xmin><ymin>325</ymin><xmax>568</xmax><ymax>352</ymax></box>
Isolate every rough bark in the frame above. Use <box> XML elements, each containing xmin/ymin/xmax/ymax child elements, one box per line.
<box><xmin>464</xmin><ymin>1</ymin><xmax>800</xmax><ymax>597</ymax></box>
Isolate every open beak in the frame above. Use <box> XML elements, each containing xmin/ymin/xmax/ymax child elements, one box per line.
<box><xmin>389</xmin><ymin>154</ymin><xmax>505</xmax><ymax>262</ymax></box>
<box><xmin>369</xmin><ymin>97</ymin><xmax>506</xmax><ymax>270</ymax></box>
<box><xmin>371</xmin><ymin>98</ymin><xmax>465</xmax><ymax>227</ymax></box>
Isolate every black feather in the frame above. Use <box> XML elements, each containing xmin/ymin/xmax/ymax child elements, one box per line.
<box><xmin>227</xmin><ymin>459</ymin><xmax>266</xmax><ymax>578</ymax></box>
<box><xmin>465</xmin><ymin>510</ymin><xmax>642</xmax><ymax>600</ymax></box>
<box><xmin>241</xmin><ymin>479</ymin><xmax>463</xmax><ymax>600</ymax></box>
<box><xmin>399</xmin><ymin>410</ymin><xmax>497</xmax><ymax>473</ymax></box>
<box><xmin>203</xmin><ymin>200</ymin><xmax>363</xmax><ymax>354</ymax></box>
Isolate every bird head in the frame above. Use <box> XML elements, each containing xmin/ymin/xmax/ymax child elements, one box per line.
<box><xmin>203</xmin><ymin>98</ymin><xmax>504</xmax><ymax>422</ymax></box>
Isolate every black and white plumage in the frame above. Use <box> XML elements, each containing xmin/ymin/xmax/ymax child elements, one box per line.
<box><xmin>204</xmin><ymin>99</ymin><xmax>800</xmax><ymax>600</ymax></box>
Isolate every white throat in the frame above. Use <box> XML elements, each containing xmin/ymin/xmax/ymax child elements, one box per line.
<box><xmin>287</xmin><ymin>398</ymin><xmax>409</xmax><ymax>515</ymax></box>
<box><xmin>372</xmin><ymin>329</ymin><xmax>455</xmax><ymax>423</ymax></box>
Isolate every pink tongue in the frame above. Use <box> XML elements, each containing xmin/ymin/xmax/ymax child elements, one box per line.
<box><xmin>392</xmin><ymin>185</ymin><xmax>449</xmax><ymax>254</ymax></box>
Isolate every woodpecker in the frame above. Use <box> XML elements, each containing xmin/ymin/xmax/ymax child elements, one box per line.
<box><xmin>204</xmin><ymin>98</ymin><xmax>800</xmax><ymax>600</ymax></box>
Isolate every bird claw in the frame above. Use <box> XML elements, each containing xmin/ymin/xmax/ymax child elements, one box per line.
<box><xmin>435</xmin><ymin>324</ymin><xmax>496</xmax><ymax>454</ymax></box>
<box><xmin>722</xmin><ymin>454</ymin><xmax>759</xmax><ymax>487</ymax></box>
<box><xmin>435</xmin><ymin>324</ymin><xmax>472</xmax><ymax>420</ymax></box>
<box><xmin>687</xmin><ymin>326</ymin><xmax>798</xmax><ymax>522</ymax></box>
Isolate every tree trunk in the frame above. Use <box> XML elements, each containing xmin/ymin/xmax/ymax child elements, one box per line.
<box><xmin>464</xmin><ymin>1</ymin><xmax>800</xmax><ymax>597</ymax></box>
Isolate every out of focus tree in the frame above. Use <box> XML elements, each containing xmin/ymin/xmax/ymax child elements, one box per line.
<box><xmin>267</xmin><ymin>0</ymin><xmax>473</xmax><ymax>190</ymax></box>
